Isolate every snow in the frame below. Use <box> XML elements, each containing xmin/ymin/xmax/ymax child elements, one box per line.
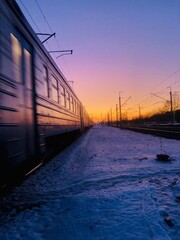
<box><xmin>0</xmin><ymin>126</ymin><xmax>179</xmax><ymax>240</ymax></box>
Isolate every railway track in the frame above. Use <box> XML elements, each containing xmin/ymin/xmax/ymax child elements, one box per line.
<box><xmin>122</xmin><ymin>125</ymin><xmax>180</xmax><ymax>140</ymax></box>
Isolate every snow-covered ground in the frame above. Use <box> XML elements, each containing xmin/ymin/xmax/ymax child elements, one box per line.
<box><xmin>0</xmin><ymin>126</ymin><xmax>179</xmax><ymax>240</ymax></box>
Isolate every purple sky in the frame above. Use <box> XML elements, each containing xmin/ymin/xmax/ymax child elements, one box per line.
<box><xmin>16</xmin><ymin>0</ymin><xmax>180</xmax><ymax>121</ymax></box>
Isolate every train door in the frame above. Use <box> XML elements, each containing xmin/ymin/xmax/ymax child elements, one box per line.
<box><xmin>10</xmin><ymin>32</ymin><xmax>36</xmax><ymax>167</ymax></box>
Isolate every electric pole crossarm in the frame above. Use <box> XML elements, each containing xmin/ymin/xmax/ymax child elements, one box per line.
<box><xmin>121</xmin><ymin>96</ymin><xmax>132</xmax><ymax>108</ymax></box>
<box><xmin>151</xmin><ymin>93</ymin><xmax>169</xmax><ymax>102</ymax></box>
<box><xmin>48</xmin><ymin>50</ymin><xmax>73</xmax><ymax>58</ymax></box>
<box><xmin>36</xmin><ymin>33</ymin><xmax>56</xmax><ymax>43</ymax></box>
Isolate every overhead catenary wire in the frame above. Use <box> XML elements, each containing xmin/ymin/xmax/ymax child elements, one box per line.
<box><xmin>19</xmin><ymin>0</ymin><xmax>74</xmax><ymax>84</ymax></box>
<box><xmin>134</xmin><ymin>68</ymin><xmax>180</xmax><ymax>101</ymax></box>
<box><xmin>33</xmin><ymin>0</ymin><xmax>59</xmax><ymax>59</ymax></box>
<box><xmin>34</xmin><ymin>0</ymin><xmax>54</xmax><ymax>34</ymax></box>
<box><xmin>18</xmin><ymin>0</ymin><xmax>54</xmax><ymax>51</ymax></box>
<box><xmin>129</xmin><ymin>67</ymin><xmax>180</xmax><ymax>115</ymax></box>
<box><xmin>19</xmin><ymin>0</ymin><xmax>41</xmax><ymax>33</ymax></box>
<box><xmin>33</xmin><ymin>0</ymin><xmax>74</xmax><ymax>83</ymax></box>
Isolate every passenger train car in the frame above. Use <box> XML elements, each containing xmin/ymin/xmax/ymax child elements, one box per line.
<box><xmin>0</xmin><ymin>0</ymin><xmax>93</xmax><ymax>187</ymax></box>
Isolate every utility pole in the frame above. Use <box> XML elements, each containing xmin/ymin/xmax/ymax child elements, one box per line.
<box><xmin>107</xmin><ymin>112</ymin><xmax>110</xmax><ymax>126</ymax></box>
<box><xmin>139</xmin><ymin>105</ymin><xmax>141</xmax><ymax>119</ymax></box>
<box><xmin>169</xmin><ymin>87</ymin><xmax>174</xmax><ymax>124</ymax></box>
<box><xmin>119</xmin><ymin>93</ymin><xmax>131</xmax><ymax>128</ymax></box>
<box><xmin>110</xmin><ymin>107</ymin><xmax>112</xmax><ymax>126</ymax></box>
<box><xmin>151</xmin><ymin>87</ymin><xmax>174</xmax><ymax>124</ymax></box>
<box><xmin>119</xmin><ymin>92</ymin><xmax>122</xmax><ymax>128</ymax></box>
<box><xmin>116</xmin><ymin>104</ymin><xmax>118</xmax><ymax>127</ymax></box>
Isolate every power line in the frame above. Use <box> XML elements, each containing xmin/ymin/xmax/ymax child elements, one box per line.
<box><xmin>34</xmin><ymin>0</ymin><xmax>54</xmax><ymax>34</ymax></box>
<box><xmin>19</xmin><ymin>0</ymin><xmax>41</xmax><ymax>33</ymax></box>
<box><xmin>130</xmin><ymin>67</ymin><xmax>180</xmax><ymax>112</ymax></box>
<box><xmin>34</xmin><ymin>0</ymin><xmax>63</xmax><ymax>52</ymax></box>
<box><xmin>151</xmin><ymin>68</ymin><xmax>180</xmax><ymax>93</ymax></box>
<box><xmin>33</xmin><ymin>0</ymin><xmax>74</xmax><ymax>82</ymax></box>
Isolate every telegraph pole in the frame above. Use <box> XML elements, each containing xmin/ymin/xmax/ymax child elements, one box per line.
<box><xmin>169</xmin><ymin>87</ymin><xmax>174</xmax><ymax>124</ymax></box>
<box><xmin>107</xmin><ymin>112</ymin><xmax>110</xmax><ymax>126</ymax></box>
<box><xmin>116</xmin><ymin>104</ymin><xmax>118</xmax><ymax>127</ymax></box>
<box><xmin>110</xmin><ymin>107</ymin><xmax>112</xmax><ymax>126</ymax></box>
<box><xmin>138</xmin><ymin>105</ymin><xmax>141</xmax><ymax>119</ymax></box>
<box><xmin>119</xmin><ymin>92</ymin><xmax>122</xmax><ymax>128</ymax></box>
<box><xmin>151</xmin><ymin>87</ymin><xmax>174</xmax><ymax>124</ymax></box>
<box><xmin>119</xmin><ymin>92</ymin><xmax>131</xmax><ymax>128</ymax></box>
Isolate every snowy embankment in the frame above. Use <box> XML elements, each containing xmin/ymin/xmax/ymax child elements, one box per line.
<box><xmin>0</xmin><ymin>126</ymin><xmax>179</xmax><ymax>240</ymax></box>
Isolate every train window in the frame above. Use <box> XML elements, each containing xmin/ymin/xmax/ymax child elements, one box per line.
<box><xmin>60</xmin><ymin>85</ymin><xmax>66</xmax><ymax>107</ymax></box>
<box><xmin>11</xmin><ymin>33</ymin><xmax>22</xmax><ymax>83</ymax></box>
<box><xmin>74</xmin><ymin>100</ymin><xmax>77</xmax><ymax>114</ymax></box>
<box><xmin>24</xmin><ymin>48</ymin><xmax>32</xmax><ymax>89</ymax></box>
<box><xmin>77</xmin><ymin>103</ymin><xmax>80</xmax><ymax>116</ymax></box>
<box><xmin>51</xmin><ymin>75</ymin><xmax>58</xmax><ymax>103</ymax></box>
<box><xmin>70</xmin><ymin>96</ymin><xmax>73</xmax><ymax>112</ymax></box>
<box><xmin>66</xmin><ymin>91</ymin><xmax>70</xmax><ymax>110</ymax></box>
<box><xmin>43</xmin><ymin>66</ymin><xmax>49</xmax><ymax>97</ymax></box>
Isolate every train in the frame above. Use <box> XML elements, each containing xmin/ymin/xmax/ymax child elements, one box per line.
<box><xmin>0</xmin><ymin>0</ymin><xmax>93</xmax><ymax>188</ymax></box>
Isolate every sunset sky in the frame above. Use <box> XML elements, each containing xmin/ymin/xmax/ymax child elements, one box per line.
<box><xmin>16</xmin><ymin>0</ymin><xmax>180</xmax><ymax>121</ymax></box>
